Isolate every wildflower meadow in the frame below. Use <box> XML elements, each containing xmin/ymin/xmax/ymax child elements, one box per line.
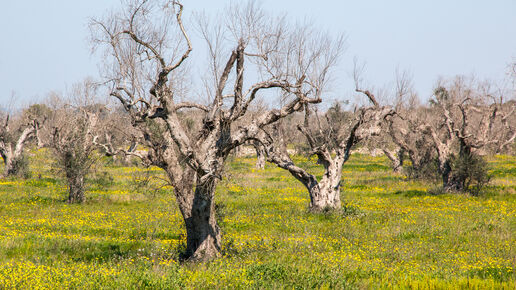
<box><xmin>0</xmin><ymin>149</ymin><xmax>514</xmax><ymax>288</ymax></box>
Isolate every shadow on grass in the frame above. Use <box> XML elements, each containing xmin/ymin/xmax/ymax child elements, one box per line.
<box><xmin>343</xmin><ymin>163</ymin><xmax>391</xmax><ymax>172</ymax></box>
<box><xmin>8</xmin><ymin>194</ymin><xmax>64</xmax><ymax>205</ymax></box>
<box><xmin>393</xmin><ymin>189</ymin><xmax>428</xmax><ymax>197</ymax></box>
<box><xmin>24</xmin><ymin>177</ymin><xmax>60</xmax><ymax>188</ymax></box>
<box><xmin>490</xmin><ymin>167</ymin><xmax>516</xmax><ymax>178</ymax></box>
<box><xmin>2</xmin><ymin>235</ymin><xmax>183</xmax><ymax>263</ymax></box>
<box><xmin>352</xmin><ymin>176</ymin><xmax>406</xmax><ymax>185</ymax></box>
<box><xmin>246</xmin><ymin>261</ymin><xmax>358</xmax><ymax>288</ymax></box>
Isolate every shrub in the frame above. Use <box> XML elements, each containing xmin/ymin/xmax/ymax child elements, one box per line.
<box><xmin>10</xmin><ymin>154</ymin><xmax>32</xmax><ymax>179</ymax></box>
<box><xmin>450</xmin><ymin>152</ymin><xmax>490</xmax><ymax>195</ymax></box>
<box><xmin>404</xmin><ymin>157</ymin><xmax>440</xmax><ymax>181</ymax></box>
<box><xmin>341</xmin><ymin>203</ymin><xmax>365</xmax><ymax>218</ymax></box>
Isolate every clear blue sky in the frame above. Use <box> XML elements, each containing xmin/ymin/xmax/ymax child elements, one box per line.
<box><xmin>1</xmin><ymin>0</ymin><xmax>515</xmax><ymax>107</ymax></box>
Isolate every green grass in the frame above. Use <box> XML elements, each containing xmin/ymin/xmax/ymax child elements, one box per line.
<box><xmin>0</xmin><ymin>149</ymin><xmax>514</xmax><ymax>288</ymax></box>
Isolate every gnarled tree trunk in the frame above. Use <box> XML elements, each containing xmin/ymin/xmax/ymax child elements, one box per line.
<box><xmin>439</xmin><ymin>158</ymin><xmax>452</xmax><ymax>191</ymax></box>
<box><xmin>260</xmin><ymin>101</ymin><xmax>392</xmax><ymax>212</ymax></box>
<box><xmin>441</xmin><ymin>141</ymin><xmax>475</xmax><ymax>192</ymax></box>
<box><xmin>185</xmin><ymin>180</ymin><xmax>221</xmax><ymax>260</ymax></box>
<box><xmin>253</xmin><ymin>141</ymin><xmax>266</xmax><ymax>170</ymax></box>
<box><xmin>1</xmin><ymin>150</ymin><xmax>14</xmax><ymax>177</ymax></box>
<box><xmin>308</xmin><ymin>160</ymin><xmax>343</xmax><ymax>211</ymax></box>
<box><xmin>382</xmin><ymin>148</ymin><xmax>404</xmax><ymax>173</ymax></box>
<box><xmin>3</xmin><ymin>155</ymin><xmax>25</xmax><ymax>177</ymax></box>
<box><xmin>265</xmin><ymin>146</ymin><xmax>344</xmax><ymax>211</ymax></box>
<box><xmin>67</xmin><ymin>175</ymin><xmax>85</xmax><ymax>203</ymax></box>
<box><xmin>0</xmin><ymin>122</ymin><xmax>35</xmax><ymax>178</ymax></box>
<box><xmin>171</xmin><ymin>169</ymin><xmax>221</xmax><ymax>261</ymax></box>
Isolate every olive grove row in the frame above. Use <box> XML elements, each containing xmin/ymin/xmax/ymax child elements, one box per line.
<box><xmin>1</xmin><ymin>0</ymin><xmax>515</xmax><ymax>261</ymax></box>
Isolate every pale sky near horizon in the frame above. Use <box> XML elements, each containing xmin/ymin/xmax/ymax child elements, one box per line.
<box><xmin>1</xmin><ymin>0</ymin><xmax>515</xmax><ymax>109</ymax></box>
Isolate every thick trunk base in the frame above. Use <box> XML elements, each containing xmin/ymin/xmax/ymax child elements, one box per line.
<box><xmin>383</xmin><ymin>148</ymin><xmax>404</xmax><ymax>174</ymax></box>
<box><xmin>175</xmin><ymin>177</ymin><xmax>221</xmax><ymax>261</ymax></box>
<box><xmin>185</xmin><ymin>219</ymin><xmax>221</xmax><ymax>261</ymax></box>
<box><xmin>309</xmin><ymin>185</ymin><xmax>341</xmax><ymax>212</ymax></box>
<box><xmin>68</xmin><ymin>176</ymin><xmax>85</xmax><ymax>203</ymax></box>
<box><xmin>442</xmin><ymin>176</ymin><xmax>465</xmax><ymax>192</ymax></box>
<box><xmin>2</xmin><ymin>166</ymin><xmax>16</xmax><ymax>178</ymax></box>
<box><xmin>392</xmin><ymin>160</ymin><xmax>404</xmax><ymax>173</ymax></box>
<box><xmin>2</xmin><ymin>157</ymin><xmax>23</xmax><ymax>178</ymax></box>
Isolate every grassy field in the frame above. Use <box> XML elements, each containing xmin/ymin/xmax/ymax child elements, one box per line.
<box><xmin>0</xmin><ymin>149</ymin><xmax>514</xmax><ymax>289</ymax></box>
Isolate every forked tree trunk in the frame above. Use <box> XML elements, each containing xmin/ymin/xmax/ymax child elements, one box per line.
<box><xmin>308</xmin><ymin>151</ymin><xmax>349</xmax><ymax>212</ymax></box>
<box><xmin>173</xmin><ymin>171</ymin><xmax>221</xmax><ymax>261</ymax></box>
<box><xmin>67</xmin><ymin>175</ymin><xmax>85</xmax><ymax>203</ymax></box>
<box><xmin>308</xmin><ymin>163</ymin><xmax>342</xmax><ymax>211</ymax></box>
<box><xmin>1</xmin><ymin>125</ymin><xmax>35</xmax><ymax>178</ymax></box>
<box><xmin>273</xmin><ymin>151</ymin><xmax>344</xmax><ymax>212</ymax></box>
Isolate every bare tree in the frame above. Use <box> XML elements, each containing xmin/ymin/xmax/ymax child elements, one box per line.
<box><xmin>22</xmin><ymin>104</ymin><xmax>51</xmax><ymax>149</ymax></box>
<box><xmin>375</xmin><ymin>69</ymin><xmax>412</xmax><ymax>173</ymax></box>
<box><xmin>384</xmin><ymin>109</ymin><xmax>435</xmax><ymax>177</ymax></box>
<box><xmin>90</xmin><ymin>0</ymin><xmax>343</xmax><ymax>260</ymax></box>
<box><xmin>382</xmin><ymin>72</ymin><xmax>435</xmax><ymax>176</ymax></box>
<box><xmin>96</xmin><ymin>133</ymin><xmax>140</xmax><ymax>164</ymax></box>
<box><xmin>0</xmin><ymin>114</ymin><xmax>39</xmax><ymax>178</ymax></box>
<box><xmin>49</xmin><ymin>82</ymin><xmax>102</xmax><ymax>203</ymax></box>
<box><xmin>423</xmin><ymin>78</ymin><xmax>515</xmax><ymax>191</ymax></box>
<box><xmin>257</xmin><ymin>95</ymin><xmax>393</xmax><ymax>211</ymax></box>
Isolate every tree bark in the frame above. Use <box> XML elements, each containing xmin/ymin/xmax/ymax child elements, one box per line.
<box><xmin>266</xmin><ymin>146</ymin><xmax>343</xmax><ymax>211</ymax></box>
<box><xmin>308</xmin><ymin>162</ymin><xmax>342</xmax><ymax>211</ymax></box>
<box><xmin>438</xmin><ymin>156</ymin><xmax>463</xmax><ymax>192</ymax></box>
<box><xmin>382</xmin><ymin>148</ymin><xmax>404</xmax><ymax>173</ymax></box>
<box><xmin>92</xmin><ymin>0</ymin><xmax>338</xmax><ymax>262</ymax></box>
<box><xmin>440</xmin><ymin>160</ymin><xmax>452</xmax><ymax>191</ymax></box>
<box><xmin>2</xmin><ymin>155</ymin><xmax>14</xmax><ymax>177</ymax></box>
<box><xmin>254</xmin><ymin>141</ymin><xmax>266</xmax><ymax>170</ymax></box>
<box><xmin>1</xmin><ymin>124</ymin><xmax>35</xmax><ymax>178</ymax></box>
<box><xmin>173</xmin><ymin>171</ymin><xmax>221</xmax><ymax>261</ymax></box>
<box><xmin>1</xmin><ymin>151</ymin><xmax>28</xmax><ymax>178</ymax></box>
<box><xmin>308</xmin><ymin>156</ymin><xmax>347</xmax><ymax>212</ymax></box>
<box><xmin>1</xmin><ymin>147</ymin><xmax>12</xmax><ymax>177</ymax></box>
<box><xmin>67</xmin><ymin>175</ymin><xmax>85</xmax><ymax>203</ymax></box>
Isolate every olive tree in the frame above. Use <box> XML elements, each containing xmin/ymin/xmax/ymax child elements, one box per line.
<box><xmin>251</xmin><ymin>63</ymin><xmax>394</xmax><ymax>212</ymax></box>
<box><xmin>90</xmin><ymin>0</ymin><xmax>343</xmax><ymax>260</ymax></box>
<box><xmin>256</xmin><ymin>95</ymin><xmax>393</xmax><ymax>211</ymax></box>
<box><xmin>384</xmin><ymin>108</ymin><xmax>436</xmax><ymax>178</ymax></box>
<box><xmin>49</xmin><ymin>82</ymin><xmax>102</xmax><ymax>203</ymax></box>
<box><xmin>253</xmin><ymin>141</ymin><xmax>266</xmax><ymax>170</ymax></box>
<box><xmin>380</xmin><ymin>72</ymin><xmax>435</xmax><ymax>177</ymax></box>
<box><xmin>422</xmin><ymin>77</ymin><xmax>515</xmax><ymax>191</ymax></box>
<box><xmin>0</xmin><ymin>113</ymin><xmax>39</xmax><ymax>178</ymax></box>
